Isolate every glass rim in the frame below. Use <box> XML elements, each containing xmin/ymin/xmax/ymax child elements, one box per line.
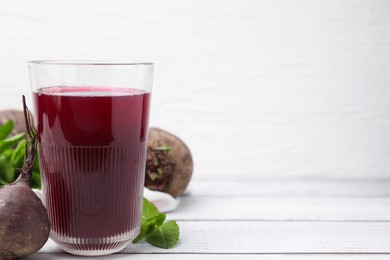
<box><xmin>28</xmin><ymin>60</ymin><xmax>154</xmax><ymax>66</ymax></box>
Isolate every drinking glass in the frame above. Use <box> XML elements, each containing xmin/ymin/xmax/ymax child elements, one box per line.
<box><xmin>28</xmin><ymin>61</ymin><xmax>153</xmax><ymax>256</ymax></box>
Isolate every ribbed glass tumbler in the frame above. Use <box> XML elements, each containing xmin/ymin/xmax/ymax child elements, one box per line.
<box><xmin>28</xmin><ymin>61</ymin><xmax>153</xmax><ymax>256</ymax></box>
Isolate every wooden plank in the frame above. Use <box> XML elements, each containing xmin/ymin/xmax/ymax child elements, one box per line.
<box><xmin>186</xmin><ymin>179</ymin><xmax>390</xmax><ymax>197</ymax></box>
<box><xmin>27</xmin><ymin>179</ymin><xmax>390</xmax><ymax>258</ymax></box>
<box><xmin>26</xmin><ymin>253</ymin><xmax>390</xmax><ymax>260</ymax></box>
<box><xmin>129</xmin><ymin>221</ymin><xmax>390</xmax><ymax>254</ymax></box>
<box><xmin>35</xmin><ymin>221</ymin><xmax>390</xmax><ymax>254</ymax></box>
<box><xmin>169</xmin><ymin>196</ymin><xmax>390</xmax><ymax>221</ymax></box>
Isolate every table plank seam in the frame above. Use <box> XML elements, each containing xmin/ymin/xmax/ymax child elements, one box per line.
<box><xmin>172</xmin><ymin>219</ymin><xmax>390</xmax><ymax>222</ymax></box>
<box><xmin>31</xmin><ymin>252</ymin><xmax>390</xmax><ymax>255</ymax></box>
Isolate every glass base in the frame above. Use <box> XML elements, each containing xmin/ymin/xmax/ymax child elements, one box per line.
<box><xmin>51</xmin><ymin>228</ymin><xmax>139</xmax><ymax>256</ymax></box>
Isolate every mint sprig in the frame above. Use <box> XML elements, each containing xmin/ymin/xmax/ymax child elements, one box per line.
<box><xmin>146</xmin><ymin>220</ymin><xmax>180</xmax><ymax>249</ymax></box>
<box><xmin>133</xmin><ymin>198</ymin><xmax>180</xmax><ymax>249</ymax></box>
<box><xmin>0</xmin><ymin>120</ymin><xmax>41</xmax><ymax>187</ymax></box>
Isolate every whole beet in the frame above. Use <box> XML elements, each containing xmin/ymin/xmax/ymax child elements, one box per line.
<box><xmin>0</xmin><ymin>182</ymin><xmax>50</xmax><ymax>259</ymax></box>
<box><xmin>0</xmin><ymin>97</ymin><xmax>50</xmax><ymax>259</ymax></box>
<box><xmin>145</xmin><ymin>128</ymin><xmax>193</xmax><ymax>197</ymax></box>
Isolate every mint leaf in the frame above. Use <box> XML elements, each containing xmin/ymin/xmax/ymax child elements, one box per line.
<box><xmin>146</xmin><ymin>220</ymin><xmax>180</xmax><ymax>249</ymax></box>
<box><xmin>142</xmin><ymin>197</ymin><xmax>160</xmax><ymax>220</ymax></box>
<box><xmin>0</xmin><ymin>120</ymin><xmax>14</xmax><ymax>140</ymax></box>
<box><xmin>133</xmin><ymin>198</ymin><xmax>180</xmax><ymax>249</ymax></box>
<box><xmin>133</xmin><ymin>198</ymin><xmax>166</xmax><ymax>243</ymax></box>
<box><xmin>0</xmin><ymin>155</ymin><xmax>15</xmax><ymax>184</ymax></box>
<box><xmin>33</xmin><ymin>153</ymin><xmax>40</xmax><ymax>172</ymax></box>
<box><xmin>133</xmin><ymin>212</ymin><xmax>166</xmax><ymax>243</ymax></box>
<box><xmin>31</xmin><ymin>171</ymin><xmax>41</xmax><ymax>189</ymax></box>
<box><xmin>0</xmin><ymin>133</ymin><xmax>25</xmax><ymax>153</ymax></box>
<box><xmin>0</xmin><ymin>121</ymin><xmax>24</xmax><ymax>186</ymax></box>
<box><xmin>2</xmin><ymin>149</ymin><xmax>14</xmax><ymax>161</ymax></box>
<box><xmin>10</xmin><ymin>139</ymin><xmax>26</xmax><ymax>168</ymax></box>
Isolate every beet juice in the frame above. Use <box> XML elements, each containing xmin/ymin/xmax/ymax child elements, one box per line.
<box><xmin>33</xmin><ymin>86</ymin><xmax>150</xmax><ymax>255</ymax></box>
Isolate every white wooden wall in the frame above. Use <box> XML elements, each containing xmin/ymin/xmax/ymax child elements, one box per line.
<box><xmin>0</xmin><ymin>0</ymin><xmax>389</xmax><ymax>179</ymax></box>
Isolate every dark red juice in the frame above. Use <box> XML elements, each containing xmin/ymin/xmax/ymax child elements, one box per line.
<box><xmin>33</xmin><ymin>86</ymin><xmax>150</xmax><ymax>253</ymax></box>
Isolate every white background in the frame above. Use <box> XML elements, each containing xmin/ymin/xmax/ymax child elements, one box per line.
<box><xmin>0</xmin><ymin>0</ymin><xmax>389</xmax><ymax>179</ymax></box>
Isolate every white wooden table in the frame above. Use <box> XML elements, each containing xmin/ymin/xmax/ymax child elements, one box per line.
<box><xmin>26</xmin><ymin>177</ymin><xmax>390</xmax><ymax>259</ymax></box>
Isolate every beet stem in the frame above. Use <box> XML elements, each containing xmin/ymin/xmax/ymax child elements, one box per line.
<box><xmin>17</xmin><ymin>96</ymin><xmax>37</xmax><ymax>185</ymax></box>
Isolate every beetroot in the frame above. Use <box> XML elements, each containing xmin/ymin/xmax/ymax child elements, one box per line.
<box><xmin>145</xmin><ymin>128</ymin><xmax>193</xmax><ymax>198</ymax></box>
<box><xmin>0</xmin><ymin>97</ymin><xmax>50</xmax><ymax>259</ymax></box>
